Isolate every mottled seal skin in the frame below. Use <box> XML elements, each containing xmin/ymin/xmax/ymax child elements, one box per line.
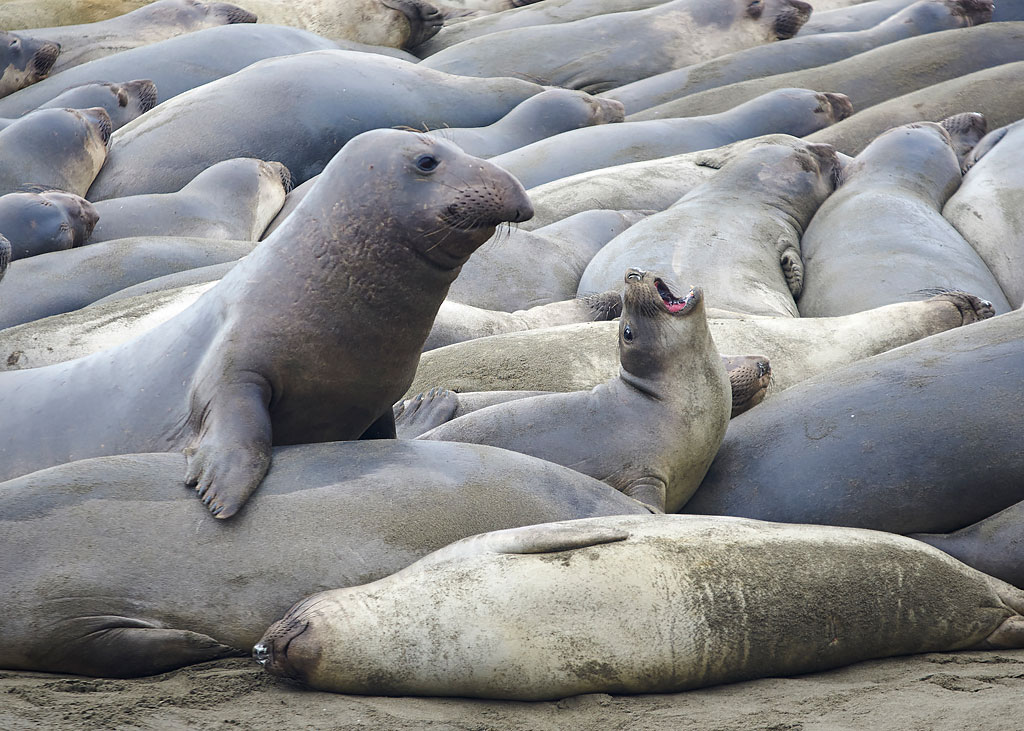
<box><xmin>0</xmin><ymin>190</ymin><xmax>97</xmax><ymax>260</ymax></box>
<box><xmin>423</xmin><ymin>89</ymin><xmax>625</xmax><ymax>159</ymax></box>
<box><xmin>632</xmin><ymin>23</ymin><xmax>1024</xmax><ymax>122</ymax></box>
<box><xmin>24</xmin><ymin>0</ymin><xmax>257</xmax><ymax>76</ymax></box>
<box><xmin>579</xmin><ymin>141</ymin><xmax>840</xmax><ymax>317</ymax></box>
<box><xmin>405</xmin><ymin>292</ymin><xmax>994</xmax><ymax>397</ymax></box>
<box><xmin>490</xmin><ymin>89</ymin><xmax>851</xmax><ymax>190</ymax></box>
<box><xmin>691</xmin><ymin>308</ymin><xmax>1021</xmax><ymax>534</ymax></box>
<box><xmin>0</xmin><ymin>129</ymin><xmax>532</xmax><ymax>519</ymax></box>
<box><xmin>87</xmin><ymin>49</ymin><xmax>547</xmax><ymax>199</ymax></box>
<box><xmin>417</xmin><ymin>271</ymin><xmax>730</xmax><ymax>513</ymax></box>
<box><xmin>90</xmin><ymin>158</ymin><xmax>291</xmax><ymax>243</ymax></box>
<box><xmin>420</xmin><ymin>0</ymin><xmax>812</xmax><ymax>93</ymax></box>
<box><xmin>0</xmin><ymin>106</ymin><xmax>110</xmax><ymax>197</ymax></box>
<box><xmin>0</xmin><ymin>441</ymin><xmax>649</xmax><ymax>678</ymax></box>
<box><xmin>0</xmin><ymin>30</ymin><xmax>60</xmax><ymax>98</ymax></box>
<box><xmin>799</xmin><ymin>122</ymin><xmax>1010</xmax><ymax>316</ymax></box>
<box><xmin>0</xmin><ymin>25</ymin><xmax>380</xmax><ymax>120</ymax></box>
<box><xmin>37</xmin><ymin>79</ymin><xmax>158</xmax><ymax>131</ymax></box>
<box><xmin>943</xmin><ymin>119</ymin><xmax>1024</xmax><ymax>307</ymax></box>
<box><xmin>257</xmin><ymin>514</ymin><xmax>1024</xmax><ymax>698</ymax></box>
<box><xmin>607</xmin><ymin>0</ymin><xmax>993</xmax><ymax>114</ymax></box>
<box><xmin>0</xmin><ymin>237</ymin><xmax>255</xmax><ymax>330</ymax></box>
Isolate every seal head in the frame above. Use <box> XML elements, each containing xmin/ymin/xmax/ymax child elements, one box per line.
<box><xmin>722</xmin><ymin>354</ymin><xmax>772</xmax><ymax>417</ymax></box>
<box><xmin>0</xmin><ymin>31</ymin><xmax>61</xmax><ymax>97</ymax></box>
<box><xmin>761</xmin><ymin>0</ymin><xmax>813</xmax><ymax>40</ymax></box>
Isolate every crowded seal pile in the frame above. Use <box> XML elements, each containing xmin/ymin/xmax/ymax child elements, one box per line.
<box><xmin>1</xmin><ymin>0</ymin><xmax>1023</xmax><ymax>728</ymax></box>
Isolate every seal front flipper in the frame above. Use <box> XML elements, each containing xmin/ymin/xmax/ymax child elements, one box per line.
<box><xmin>185</xmin><ymin>377</ymin><xmax>272</xmax><ymax>520</ymax></box>
<box><xmin>622</xmin><ymin>478</ymin><xmax>667</xmax><ymax>513</ymax></box>
<box><xmin>33</xmin><ymin>616</ymin><xmax>244</xmax><ymax>678</ymax></box>
<box><xmin>778</xmin><ymin>235</ymin><xmax>804</xmax><ymax>299</ymax></box>
<box><xmin>394</xmin><ymin>387</ymin><xmax>459</xmax><ymax>439</ymax></box>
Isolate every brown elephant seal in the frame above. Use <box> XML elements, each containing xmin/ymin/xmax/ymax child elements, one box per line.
<box><xmin>0</xmin><ymin>129</ymin><xmax>531</xmax><ymax>518</ymax></box>
<box><xmin>89</xmin><ymin>158</ymin><xmax>291</xmax><ymax>243</ymax></box>
<box><xmin>0</xmin><ymin>30</ymin><xmax>61</xmax><ymax>98</ymax></box>
<box><xmin>0</xmin><ymin>106</ymin><xmax>110</xmax><ymax>196</ymax></box>
<box><xmin>23</xmin><ymin>0</ymin><xmax>257</xmax><ymax>75</ymax></box>
<box><xmin>0</xmin><ymin>189</ymin><xmax>97</xmax><ymax>260</ymax></box>
<box><xmin>414</xmin><ymin>270</ymin><xmax>731</xmax><ymax>513</ymax></box>
<box><xmin>256</xmin><ymin>513</ymin><xmax>1024</xmax><ymax>698</ymax></box>
<box><xmin>799</xmin><ymin>121</ymin><xmax>1011</xmax><ymax>316</ymax></box>
<box><xmin>420</xmin><ymin>0</ymin><xmax>811</xmax><ymax>93</ymax></box>
<box><xmin>579</xmin><ymin>141</ymin><xmax>840</xmax><ymax>317</ymax></box>
<box><xmin>488</xmin><ymin>89</ymin><xmax>851</xmax><ymax>190</ymax></box>
<box><xmin>405</xmin><ymin>291</ymin><xmax>994</xmax><ymax>397</ymax></box>
<box><xmin>35</xmin><ymin>79</ymin><xmax>158</xmax><ymax>130</ymax></box>
<box><xmin>0</xmin><ymin>440</ymin><xmax>649</xmax><ymax>678</ymax></box>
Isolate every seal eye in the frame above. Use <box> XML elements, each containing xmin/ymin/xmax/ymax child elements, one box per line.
<box><xmin>415</xmin><ymin>154</ymin><xmax>440</xmax><ymax>173</ymax></box>
<box><xmin>623</xmin><ymin>323</ymin><xmax>634</xmax><ymax>342</ymax></box>
<box><xmin>747</xmin><ymin>0</ymin><xmax>763</xmax><ymax>18</ymax></box>
<box><xmin>10</xmin><ymin>39</ymin><xmax>18</xmax><ymax>48</ymax></box>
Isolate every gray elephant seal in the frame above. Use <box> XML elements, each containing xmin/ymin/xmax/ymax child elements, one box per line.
<box><xmin>420</xmin><ymin>0</ymin><xmax>811</xmax><ymax>92</ymax></box>
<box><xmin>36</xmin><ymin>79</ymin><xmax>158</xmax><ymax>130</ymax></box>
<box><xmin>0</xmin><ymin>106</ymin><xmax>110</xmax><ymax>196</ymax></box>
<box><xmin>579</xmin><ymin>141</ymin><xmax>840</xmax><ymax>317</ymax></box>
<box><xmin>0</xmin><ymin>129</ymin><xmax>532</xmax><ymax>518</ymax></box>
<box><xmin>0</xmin><ymin>189</ymin><xmax>97</xmax><ymax>260</ymax></box>
<box><xmin>0</xmin><ymin>235</ymin><xmax>9</xmax><ymax>284</ymax></box>
<box><xmin>0</xmin><ymin>30</ymin><xmax>60</xmax><ymax>98</ymax></box>
<box><xmin>257</xmin><ymin>513</ymin><xmax>1024</xmax><ymax>698</ymax></box>
<box><xmin>24</xmin><ymin>0</ymin><xmax>257</xmax><ymax>75</ymax></box>
<box><xmin>416</xmin><ymin>270</ymin><xmax>731</xmax><ymax>513</ymax></box>
<box><xmin>90</xmin><ymin>158</ymin><xmax>291</xmax><ymax>243</ymax></box>
<box><xmin>0</xmin><ymin>440</ymin><xmax>648</xmax><ymax>677</ymax></box>
<box><xmin>799</xmin><ymin>121</ymin><xmax>1010</xmax><ymax>316</ymax></box>
<box><xmin>489</xmin><ymin>89</ymin><xmax>852</xmax><ymax>189</ymax></box>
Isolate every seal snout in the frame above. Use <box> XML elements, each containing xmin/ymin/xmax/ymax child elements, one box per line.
<box><xmin>951</xmin><ymin>0</ymin><xmax>994</xmax><ymax>25</ymax></box>
<box><xmin>31</xmin><ymin>40</ymin><xmax>61</xmax><ymax>78</ymax></box>
<box><xmin>126</xmin><ymin>79</ymin><xmax>159</xmax><ymax>114</ymax></box>
<box><xmin>822</xmin><ymin>93</ymin><xmax>854</xmax><ymax>122</ymax></box>
<box><xmin>80</xmin><ymin>107</ymin><xmax>114</xmax><ymax>146</ymax></box>
<box><xmin>382</xmin><ymin>0</ymin><xmax>445</xmax><ymax>49</ymax></box>
<box><xmin>214</xmin><ymin>2</ymin><xmax>259</xmax><ymax>24</ymax></box>
<box><xmin>254</xmin><ymin>617</ymin><xmax>312</xmax><ymax>679</ymax></box>
<box><xmin>774</xmin><ymin>0</ymin><xmax>812</xmax><ymax>39</ymax></box>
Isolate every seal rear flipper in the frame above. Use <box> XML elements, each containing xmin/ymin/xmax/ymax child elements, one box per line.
<box><xmin>974</xmin><ymin>615</ymin><xmax>1024</xmax><ymax>650</ymax></box>
<box><xmin>359</xmin><ymin>409</ymin><xmax>398</xmax><ymax>439</ymax></box>
<box><xmin>185</xmin><ymin>378</ymin><xmax>272</xmax><ymax>520</ymax></box>
<box><xmin>779</xmin><ymin>241</ymin><xmax>804</xmax><ymax>299</ymax></box>
<box><xmin>36</xmin><ymin>616</ymin><xmax>245</xmax><ymax>678</ymax></box>
<box><xmin>622</xmin><ymin>479</ymin><xmax>667</xmax><ymax>513</ymax></box>
<box><xmin>394</xmin><ymin>387</ymin><xmax>458</xmax><ymax>439</ymax></box>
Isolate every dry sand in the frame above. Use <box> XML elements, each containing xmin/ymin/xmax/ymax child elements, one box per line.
<box><xmin>3</xmin><ymin>650</ymin><xmax>1024</xmax><ymax>730</ymax></box>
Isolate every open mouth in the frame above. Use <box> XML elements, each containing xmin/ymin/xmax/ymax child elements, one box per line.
<box><xmin>654</xmin><ymin>278</ymin><xmax>698</xmax><ymax>314</ymax></box>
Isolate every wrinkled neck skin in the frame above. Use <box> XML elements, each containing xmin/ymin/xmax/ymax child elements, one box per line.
<box><xmin>842</xmin><ymin>131</ymin><xmax>962</xmax><ymax>209</ymax></box>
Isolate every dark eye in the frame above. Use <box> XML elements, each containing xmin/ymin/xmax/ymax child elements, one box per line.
<box><xmin>10</xmin><ymin>39</ymin><xmax>18</xmax><ymax>47</ymax></box>
<box><xmin>623</xmin><ymin>323</ymin><xmax>633</xmax><ymax>342</ymax></box>
<box><xmin>415</xmin><ymin>154</ymin><xmax>439</xmax><ymax>173</ymax></box>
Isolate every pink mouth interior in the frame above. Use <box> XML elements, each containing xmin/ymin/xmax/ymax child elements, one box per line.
<box><xmin>655</xmin><ymin>279</ymin><xmax>692</xmax><ymax>313</ymax></box>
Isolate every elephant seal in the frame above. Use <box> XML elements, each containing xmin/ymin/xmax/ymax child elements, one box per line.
<box><xmin>798</xmin><ymin>0</ymin><xmax>918</xmax><ymax>33</ymax></box>
<box><xmin>606</xmin><ymin>0</ymin><xmax>993</xmax><ymax>114</ymax></box>
<box><xmin>405</xmin><ymin>291</ymin><xmax>994</xmax><ymax>396</ymax></box>
<box><xmin>0</xmin><ymin>190</ymin><xmax>97</xmax><ymax>260</ymax></box>
<box><xmin>943</xmin><ymin>119</ymin><xmax>1024</xmax><ymax>307</ymax></box>
<box><xmin>0</xmin><ymin>235</ymin><xmax>9</xmax><ymax>284</ymax></box>
<box><xmin>0</xmin><ymin>440</ymin><xmax>649</xmax><ymax>678</ymax></box>
<box><xmin>0</xmin><ymin>107</ymin><xmax>110</xmax><ymax>197</ymax></box>
<box><xmin>579</xmin><ymin>141</ymin><xmax>839</xmax><ymax>317</ymax></box>
<box><xmin>256</xmin><ymin>513</ymin><xmax>1024</xmax><ymax>698</ymax></box>
<box><xmin>488</xmin><ymin>89</ymin><xmax>852</xmax><ymax>189</ymax></box>
<box><xmin>36</xmin><ymin>79</ymin><xmax>158</xmax><ymax>131</ymax></box>
<box><xmin>90</xmin><ymin>158</ymin><xmax>291</xmax><ymax>243</ymax></box>
<box><xmin>691</xmin><ymin>308</ymin><xmax>1023</xmax><ymax>534</ymax></box>
<box><xmin>631</xmin><ymin>23</ymin><xmax>1024</xmax><ymax>121</ymax></box>
<box><xmin>87</xmin><ymin>49</ymin><xmax>546</xmax><ymax>199</ymax></box>
<box><xmin>799</xmin><ymin>121</ymin><xmax>1011</xmax><ymax>316</ymax></box>
<box><xmin>0</xmin><ymin>129</ymin><xmax>532</xmax><ymax>518</ymax></box>
<box><xmin>0</xmin><ymin>30</ymin><xmax>61</xmax><ymax>98</ymax></box>
<box><xmin>415</xmin><ymin>270</ymin><xmax>731</xmax><ymax>513</ymax></box>
<box><xmin>23</xmin><ymin>0</ymin><xmax>257</xmax><ymax>75</ymax></box>
<box><xmin>422</xmin><ymin>89</ymin><xmax>625</xmax><ymax>159</ymax></box>
<box><xmin>420</xmin><ymin>0</ymin><xmax>812</xmax><ymax>93</ymax></box>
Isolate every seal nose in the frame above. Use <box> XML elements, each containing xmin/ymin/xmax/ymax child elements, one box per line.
<box><xmin>822</xmin><ymin>93</ymin><xmax>854</xmax><ymax>122</ymax></box>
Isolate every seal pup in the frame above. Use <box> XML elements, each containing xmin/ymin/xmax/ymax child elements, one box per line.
<box><xmin>420</xmin><ymin>0</ymin><xmax>812</xmax><ymax>92</ymax></box>
<box><xmin>0</xmin><ymin>441</ymin><xmax>649</xmax><ymax>678</ymax></box>
<box><xmin>256</xmin><ymin>513</ymin><xmax>1024</xmax><ymax>698</ymax></box>
<box><xmin>799</xmin><ymin>121</ymin><xmax>1011</xmax><ymax>316</ymax></box>
<box><xmin>35</xmin><ymin>79</ymin><xmax>158</xmax><ymax>130</ymax></box>
<box><xmin>606</xmin><ymin>0</ymin><xmax>993</xmax><ymax>114</ymax></box>
<box><xmin>692</xmin><ymin>308</ymin><xmax>1022</xmax><ymax>535</ymax></box>
<box><xmin>22</xmin><ymin>0</ymin><xmax>258</xmax><ymax>75</ymax></box>
<box><xmin>90</xmin><ymin>159</ymin><xmax>291</xmax><ymax>243</ymax></box>
<box><xmin>0</xmin><ymin>129</ymin><xmax>532</xmax><ymax>518</ymax></box>
<box><xmin>405</xmin><ymin>291</ymin><xmax>994</xmax><ymax>396</ymax></box>
<box><xmin>0</xmin><ymin>190</ymin><xmax>97</xmax><ymax>260</ymax></box>
<box><xmin>0</xmin><ymin>31</ymin><xmax>60</xmax><ymax>99</ymax></box>
<box><xmin>943</xmin><ymin>119</ymin><xmax>1024</xmax><ymax>307</ymax></box>
<box><xmin>0</xmin><ymin>106</ymin><xmax>110</xmax><ymax>197</ymax></box>
<box><xmin>415</xmin><ymin>270</ymin><xmax>731</xmax><ymax>513</ymax></box>
<box><xmin>579</xmin><ymin>141</ymin><xmax>840</xmax><ymax>317</ymax></box>
<box><xmin>488</xmin><ymin>89</ymin><xmax>852</xmax><ymax>189</ymax></box>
